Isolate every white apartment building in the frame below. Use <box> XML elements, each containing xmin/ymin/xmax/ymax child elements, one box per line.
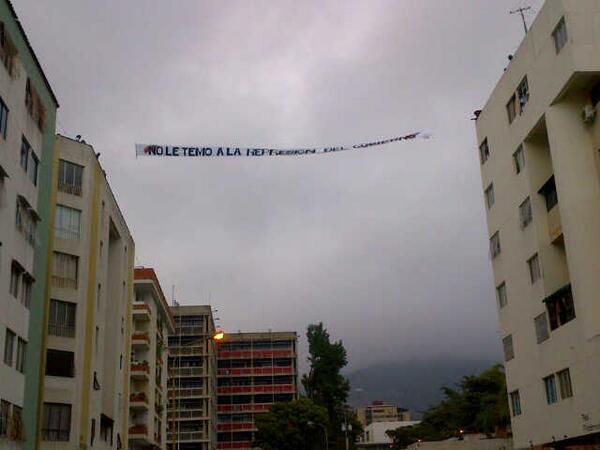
<box><xmin>0</xmin><ymin>1</ymin><xmax>58</xmax><ymax>448</ymax></box>
<box><xmin>475</xmin><ymin>1</ymin><xmax>600</xmax><ymax>448</ymax></box>
<box><xmin>42</xmin><ymin>135</ymin><xmax>135</xmax><ymax>450</ymax></box>
<box><xmin>130</xmin><ymin>267</ymin><xmax>175</xmax><ymax>450</ymax></box>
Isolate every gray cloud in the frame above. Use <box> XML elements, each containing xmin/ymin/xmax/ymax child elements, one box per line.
<box><xmin>17</xmin><ymin>0</ymin><xmax>544</xmax><ymax>371</ymax></box>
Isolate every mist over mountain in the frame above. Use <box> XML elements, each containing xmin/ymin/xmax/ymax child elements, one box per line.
<box><xmin>346</xmin><ymin>358</ymin><xmax>498</xmax><ymax>418</ymax></box>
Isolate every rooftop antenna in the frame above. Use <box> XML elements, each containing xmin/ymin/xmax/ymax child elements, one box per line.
<box><xmin>510</xmin><ymin>6</ymin><xmax>532</xmax><ymax>35</ymax></box>
<box><xmin>171</xmin><ymin>284</ymin><xmax>179</xmax><ymax>307</ymax></box>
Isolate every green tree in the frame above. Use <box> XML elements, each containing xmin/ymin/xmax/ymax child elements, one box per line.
<box><xmin>387</xmin><ymin>364</ymin><xmax>510</xmax><ymax>449</ymax></box>
<box><xmin>253</xmin><ymin>397</ymin><xmax>329</xmax><ymax>450</ymax></box>
<box><xmin>301</xmin><ymin>323</ymin><xmax>359</xmax><ymax>449</ymax></box>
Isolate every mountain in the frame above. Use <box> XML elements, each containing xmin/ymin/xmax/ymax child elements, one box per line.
<box><xmin>346</xmin><ymin>358</ymin><xmax>498</xmax><ymax>418</ymax></box>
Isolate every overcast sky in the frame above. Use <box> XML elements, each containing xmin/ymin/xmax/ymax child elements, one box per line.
<box><xmin>17</xmin><ymin>0</ymin><xmax>544</xmax><ymax>372</ymax></box>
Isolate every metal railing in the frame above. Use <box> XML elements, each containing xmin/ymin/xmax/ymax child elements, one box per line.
<box><xmin>48</xmin><ymin>323</ymin><xmax>75</xmax><ymax>338</ymax></box>
<box><xmin>58</xmin><ymin>182</ymin><xmax>82</xmax><ymax>196</ymax></box>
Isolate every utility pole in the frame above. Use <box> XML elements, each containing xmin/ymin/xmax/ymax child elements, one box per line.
<box><xmin>510</xmin><ymin>6</ymin><xmax>532</xmax><ymax>35</ymax></box>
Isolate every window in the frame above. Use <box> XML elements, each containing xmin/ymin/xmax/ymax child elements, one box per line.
<box><xmin>484</xmin><ymin>184</ymin><xmax>495</xmax><ymax>209</ymax></box>
<box><xmin>45</xmin><ymin>349</ymin><xmax>74</xmax><ymax>377</ymax></box>
<box><xmin>0</xmin><ymin>22</ymin><xmax>17</xmax><ymax>76</ymax></box>
<box><xmin>513</xmin><ymin>145</ymin><xmax>525</xmax><ymax>174</ymax></box>
<box><xmin>496</xmin><ymin>282</ymin><xmax>507</xmax><ymax>309</ymax></box>
<box><xmin>21</xmin><ymin>275</ymin><xmax>32</xmax><ymax>308</ymax></box>
<box><xmin>502</xmin><ymin>334</ymin><xmax>514</xmax><ymax>361</ymax></box>
<box><xmin>16</xmin><ymin>338</ymin><xmax>26</xmax><ymax>373</ymax></box>
<box><xmin>528</xmin><ymin>253</ymin><xmax>541</xmax><ymax>284</ymax></box>
<box><xmin>517</xmin><ymin>77</ymin><xmax>530</xmax><ymax>114</ymax></box>
<box><xmin>25</xmin><ymin>79</ymin><xmax>33</xmax><ymax>115</ymax></box>
<box><xmin>48</xmin><ymin>300</ymin><xmax>76</xmax><ymax>338</ymax></box>
<box><xmin>545</xmin><ymin>284</ymin><xmax>575</xmax><ymax>330</ymax></box>
<box><xmin>557</xmin><ymin>368</ymin><xmax>573</xmax><ymax>399</ymax></box>
<box><xmin>509</xmin><ymin>390</ymin><xmax>522</xmax><ymax>416</ymax></box>
<box><xmin>539</xmin><ymin>176</ymin><xmax>558</xmax><ymax>212</ymax></box>
<box><xmin>10</xmin><ymin>262</ymin><xmax>21</xmax><ymax>297</ymax></box>
<box><xmin>0</xmin><ymin>400</ymin><xmax>9</xmax><ymax>437</ymax></box>
<box><xmin>55</xmin><ymin>205</ymin><xmax>81</xmax><ymax>240</ymax></box>
<box><xmin>553</xmin><ymin>17</ymin><xmax>568</xmax><ymax>53</ymax></box>
<box><xmin>544</xmin><ymin>374</ymin><xmax>558</xmax><ymax>404</ymax></box>
<box><xmin>490</xmin><ymin>231</ymin><xmax>501</xmax><ymax>259</ymax></box>
<box><xmin>58</xmin><ymin>160</ymin><xmax>83</xmax><ymax>196</ymax></box>
<box><xmin>0</xmin><ymin>96</ymin><xmax>8</xmax><ymax>139</ymax></box>
<box><xmin>51</xmin><ymin>252</ymin><xmax>78</xmax><ymax>289</ymax></box>
<box><xmin>100</xmin><ymin>415</ymin><xmax>114</xmax><ymax>445</ymax></box>
<box><xmin>534</xmin><ymin>312</ymin><xmax>550</xmax><ymax>344</ymax></box>
<box><xmin>4</xmin><ymin>329</ymin><xmax>15</xmax><ymax>366</ymax></box>
<box><xmin>20</xmin><ymin>138</ymin><xmax>30</xmax><ymax>171</ymax></box>
<box><xmin>42</xmin><ymin>403</ymin><xmax>71</xmax><ymax>441</ymax></box>
<box><xmin>28</xmin><ymin>150</ymin><xmax>39</xmax><ymax>185</ymax></box>
<box><xmin>11</xmin><ymin>405</ymin><xmax>23</xmax><ymax>441</ymax></box>
<box><xmin>507</xmin><ymin>95</ymin><xmax>517</xmax><ymax>124</ymax></box>
<box><xmin>519</xmin><ymin>197</ymin><xmax>533</xmax><ymax>228</ymax></box>
<box><xmin>15</xmin><ymin>199</ymin><xmax>37</xmax><ymax>246</ymax></box>
<box><xmin>479</xmin><ymin>138</ymin><xmax>490</xmax><ymax>164</ymax></box>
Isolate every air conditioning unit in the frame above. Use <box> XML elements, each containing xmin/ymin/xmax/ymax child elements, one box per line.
<box><xmin>582</xmin><ymin>104</ymin><xmax>597</xmax><ymax>123</ymax></box>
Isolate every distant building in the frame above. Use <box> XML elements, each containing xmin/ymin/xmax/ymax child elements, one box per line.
<box><xmin>168</xmin><ymin>305</ymin><xmax>218</xmax><ymax>450</ymax></box>
<box><xmin>475</xmin><ymin>0</ymin><xmax>600</xmax><ymax>448</ymax></box>
<box><xmin>216</xmin><ymin>331</ymin><xmax>298</xmax><ymax>450</ymax></box>
<box><xmin>0</xmin><ymin>0</ymin><xmax>58</xmax><ymax>448</ymax></box>
<box><xmin>42</xmin><ymin>135</ymin><xmax>135</xmax><ymax>450</ymax></box>
<box><xmin>357</xmin><ymin>420</ymin><xmax>420</xmax><ymax>450</ymax></box>
<box><xmin>130</xmin><ymin>267</ymin><xmax>175</xmax><ymax>450</ymax></box>
<box><xmin>357</xmin><ymin>401</ymin><xmax>411</xmax><ymax>428</ymax></box>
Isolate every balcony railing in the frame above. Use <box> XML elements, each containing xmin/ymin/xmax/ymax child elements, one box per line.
<box><xmin>170</xmin><ymin>367</ymin><xmax>204</xmax><ymax>377</ymax></box>
<box><xmin>218</xmin><ymin>350</ymin><xmax>293</xmax><ymax>359</ymax></box>
<box><xmin>175</xmin><ymin>409</ymin><xmax>205</xmax><ymax>419</ymax></box>
<box><xmin>167</xmin><ymin>431</ymin><xmax>205</xmax><ymax>442</ymax></box>
<box><xmin>48</xmin><ymin>323</ymin><xmax>75</xmax><ymax>338</ymax></box>
<box><xmin>217</xmin><ymin>403</ymin><xmax>272</xmax><ymax>413</ymax></box>
<box><xmin>217</xmin><ymin>422</ymin><xmax>255</xmax><ymax>432</ymax></box>
<box><xmin>218</xmin><ymin>367</ymin><xmax>293</xmax><ymax>377</ymax></box>
<box><xmin>168</xmin><ymin>387</ymin><xmax>204</xmax><ymax>398</ymax></box>
<box><xmin>217</xmin><ymin>384</ymin><xmax>295</xmax><ymax>395</ymax></box>
<box><xmin>132</xmin><ymin>303</ymin><xmax>151</xmax><ymax>320</ymax></box>
<box><xmin>129</xmin><ymin>424</ymin><xmax>148</xmax><ymax>436</ymax></box>
<box><xmin>132</xmin><ymin>332</ymin><xmax>150</xmax><ymax>346</ymax></box>
<box><xmin>169</xmin><ymin>346</ymin><xmax>204</xmax><ymax>356</ymax></box>
<box><xmin>217</xmin><ymin>442</ymin><xmax>252</xmax><ymax>449</ymax></box>
<box><xmin>58</xmin><ymin>182</ymin><xmax>82</xmax><ymax>196</ymax></box>
<box><xmin>175</xmin><ymin>326</ymin><xmax>205</xmax><ymax>335</ymax></box>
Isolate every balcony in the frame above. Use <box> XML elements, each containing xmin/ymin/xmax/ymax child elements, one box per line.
<box><xmin>132</xmin><ymin>332</ymin><xmax>150</xmax><ymax>349</ymax></box>
<box><xmin>130</xmin><ymin>392</ymin><xmax>148</xmax><ymax>410</ymax></box>
<box><xmin>129</xmin><ymin>424</ymin><xmax>149</xmax><ymax>441</ymax></box>
<box><xmin>217</xmin><ymin>442</ymin><xmax>252</xmax><ymax>449</ymax></box>
<box><xmin>168</xmin><ymin>387</ymin><xmax>204</xmax><ymax>398</ymax></box>
<box><xmin>168</xmin><ymin>431</ymin><xmax>205</xmax><ymax>442</ymax></box>
<box><xmin>169</xmin><ymin>346</ymin><xmax>204</xmax><ymax>356</ymax></box>
<box><xmin>217</xmin><ymin>384</ymin><xmax>295</xmax><ymax>395</ymax></box>
<box><xmin>175</xmin><ymin>409</ymin><xmax>205</xmax><ymax>420</ymax></box>
<box><xmin>130</xmin><ymin>361</ymin><xmax>150</xmax><ymax>380</ymax></box>
<box><xmin>175</xmin><ymin>326</ymin><xmax>205</xmax><ymax>336</ymax></box>
<box><xmin>218</xmin><ymin>350</ymin><xmax>293</xmax><ymax>359</ymax></box>
<box><xmin>218</xmin><ymin>366</ymin><xmax>294</xmax><ymax>377</ymax></box>
<box><xmin>547</xmin><ymin>206</ymin><xmax>563</xmax><ymax>244</ymax></box>
<box><xmin>171</xmin><ymin>366</ymin><xmax>204</xmax><ymax>377</ymax></box>
<box><xmin>132</xmin><ymin>303</ymin><xmax>151</xmax><ymax>321</ymax></box>
<box><xmin>217</xmin><ymin>403</ymin><xmax>272</xmax><ymax>414</ymax></box>
<box><xmin>217</xmin><ymin>422</ymin><xmax>255</xmax><ymax>432</ymax></box>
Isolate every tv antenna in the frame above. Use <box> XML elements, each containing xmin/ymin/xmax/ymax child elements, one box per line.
<box><xmin>510</xmin><ymin>6</ymin><xmax>532</xmax><ymax>35</ymax></box>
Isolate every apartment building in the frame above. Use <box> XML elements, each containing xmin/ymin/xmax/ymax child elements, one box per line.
<box><xmin>475</xmin><ymin>1</ymin><xmax>600</xmax><ymax>447</ymax></box>
<box><xmin>0</xmin><ymin>1</ymin><xmax>58</xmax><ymax>448</ymax></box>
<box><xmin>356</xmin><ymin>401</ymin><xmax>411</xmax><ymax>428</ymax></box>
<box><xmin>216</xmin><ymin>332</ymin><xmax>298</xmax><ymax>450</ymax></box>
<box><xmin>130</xmin><ymin>268</ymin><xmax>175</xmax><ymax>450</ymax></box>
<box><xmin>42</xmin><ymin>135</ymin><xmax>135</xmax><ymax>450</ymax></box>
<box><xmin>168</xmin><ymin>305</ymin><xmax>218</xmax><ymax>450</ymax></box>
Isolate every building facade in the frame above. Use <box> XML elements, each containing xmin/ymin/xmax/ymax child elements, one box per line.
<box><xmin>475</xmin><ymin>0</ymin><xmax>600</xmax><ymax>447</ymax></box>
<box><xmin>356</xmin><ymin>401</ymin><xmax>411</xmax><ymax>428</ymax></box>
<box><xmin>168</xmin><ymin>305</ymin><xmax>218</xmax><ymax>450</ymax></box>
<box><xmin>0</xmin><ymin>1</ymin><xmax>58</xmax><ymax>448</ymax></box>
<box><xmin>41</xmin><ymin>135</ymin><xmax>135</xmax><ymax>450</ymax></box>
<box><xmin>130</xmin><ymin>268</ymin><xmax>175</xmax><ymax>450</ymax></box>
<box><xmin>357</xmin><ymin>420</ymin><xmax>420</xmax><ymax>450</ymax></box>
<box><xmin>216</xmin><ymin>331</ymin><xmax>298</xmax><ymax>450</ymax></box>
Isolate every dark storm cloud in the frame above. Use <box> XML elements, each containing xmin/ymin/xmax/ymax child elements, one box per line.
<box><xmin>16</xmin><ymin>0</ymin><xmax>544</xmax><ymax>371</ymax></box>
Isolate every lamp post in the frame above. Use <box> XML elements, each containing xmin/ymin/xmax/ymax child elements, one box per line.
<box><xmin>307</xmin><ymin>421</ymin><xmax>328</xmax><ymax>450</ymax></box>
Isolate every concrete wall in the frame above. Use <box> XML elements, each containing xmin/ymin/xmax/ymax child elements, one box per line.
<box><xmin>406</xmin><ymin>438</ymin><xmax>513</xmax><ymax>450</ymax></box>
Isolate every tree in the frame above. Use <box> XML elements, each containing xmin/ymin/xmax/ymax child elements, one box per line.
<box><xmin>301</xmin><ymin>323</ymin><xmax>361</xmax><ymax>448</ymax></box>
<box><xmin>387</xmin><ymin>364</ymin><xmax>510</xmax><ymax>449</ymax></box>
<box><xmin>253</xmin><ymin>398</ymin><xmax>329</xmax><ymax>450</ymax></box>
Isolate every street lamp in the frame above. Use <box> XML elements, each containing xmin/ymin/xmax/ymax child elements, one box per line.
<box><xmin>307</xmin><ymin>421</ymin><xmax>328</xmax><ymax>450</ymax></box>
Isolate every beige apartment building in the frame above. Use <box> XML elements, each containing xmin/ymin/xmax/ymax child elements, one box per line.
<box><xmin>168</xmin><ymin>305</ymin><xmax>218</xmax><ymax>450</ymax></box>
<box><xmin>130</xmin><ymin>267</ymin><xmax>175</xmax><ymax>450</ymax></box>
<box><xmin>356</xmin><ymin>401</ymin><xmax>411</xmax><ymax>428</ymax></box>
<box><xmin>42</xmin><ymin>135</ymin><xmax>135</xmax><ymax>450</ymax></box>
<box><xmin>475</xmin><ymin>1</ymin><xmax>600</xmax><ymax>448</ymax></box>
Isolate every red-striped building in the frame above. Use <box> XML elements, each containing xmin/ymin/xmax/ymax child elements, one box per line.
<box><xmin>216</xmin><ymin>332</ymin><xmax>298</xmax><ymax>449</ymax></box>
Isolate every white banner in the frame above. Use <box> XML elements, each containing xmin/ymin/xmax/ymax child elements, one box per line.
<box><xmin>135</xmin><ymin>131</ymin><xmax>431</xmax><ymax>158</ymax></box>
